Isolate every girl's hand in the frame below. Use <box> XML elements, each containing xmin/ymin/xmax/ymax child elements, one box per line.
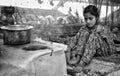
<box><xmin>66</xmin><ymin>53</ymin><xmax>81</xmax><ymax>66</ymax></box>
<box><xmin>73</xmin><ymin>66</ymin><xmax>83</xmax><ymax>72</ymax></box>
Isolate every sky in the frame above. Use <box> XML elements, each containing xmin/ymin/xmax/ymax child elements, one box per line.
<box><xmin>0</xmin><ymin>0</ymin><xmax>118</xmax><ymax>18</ymax></box>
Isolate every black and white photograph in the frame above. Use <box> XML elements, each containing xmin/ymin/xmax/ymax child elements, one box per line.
<box><xmin>0</xmin><ymin>0</ymin><xmax>120</xmax><ymax>76</ymax></box>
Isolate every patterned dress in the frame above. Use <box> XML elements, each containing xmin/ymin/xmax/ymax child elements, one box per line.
<box><xmin>66</xmin><ymin>25</ymin><xmax>116</xmax><ymax>67</ymax></box>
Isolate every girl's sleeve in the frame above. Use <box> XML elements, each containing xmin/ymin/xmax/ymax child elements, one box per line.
<box><xmin>78</xmin><ymin>35</ymin><xmax>98</xmax><ymax>66</ymax></box>
<box><xmin>65</xmin><ymin>27</ymin><xmax>84</xmax><ymax>64</ymax></box>
<box><xmin>67</xmin><ymin>27</ymin><xmax>84</xmax><ymax>50</ymax></box>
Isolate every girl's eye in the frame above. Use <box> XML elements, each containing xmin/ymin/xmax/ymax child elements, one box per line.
<box><xmin>85</xmin><ymin>18</ymin><xmax>87</xmax><ymax>20</ymax></box>
<box><xmin>89</xmin><ymin>17</ymin><xmax>93</xmax><ymax>20</ymax></box>
<box><xmin>84</xmin><ymin>17</ymin><xmax>93</xmax><ymax>20</ymax></box>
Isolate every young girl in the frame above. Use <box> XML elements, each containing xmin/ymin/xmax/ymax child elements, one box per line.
<box><xmin>66</xmin><ymin>5</ymin><xmax>116</xmax><ymax>72</ymax></box>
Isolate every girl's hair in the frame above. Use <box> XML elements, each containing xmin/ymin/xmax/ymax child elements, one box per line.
<box><xmin>83</xmin><ymin>5</ymin><xmax>99</xmax><ymax>18</ymax></box>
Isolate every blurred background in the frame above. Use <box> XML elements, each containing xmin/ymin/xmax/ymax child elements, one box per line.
<box><xmin>0</xmin><ymin>0</ymin><xmax>120</xmax><ymax>44</ymax></box>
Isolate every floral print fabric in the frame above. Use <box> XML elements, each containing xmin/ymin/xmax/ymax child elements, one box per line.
<box><xmin>66</xmin><ymin>25</ymin><xmax>116</xmax><ymax>67</ymax></box>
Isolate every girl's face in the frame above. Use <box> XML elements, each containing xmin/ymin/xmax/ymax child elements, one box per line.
<box><xmin>84</xmin><ymin>13</ymin><xmax>97</xmax><ymax>28</ymax></box>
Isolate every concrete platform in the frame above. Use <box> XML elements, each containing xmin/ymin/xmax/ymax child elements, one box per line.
<box><xmin>0</xmin><ymin>38</ymin><xmax>68</xmax><ymax>76</ymax></box>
